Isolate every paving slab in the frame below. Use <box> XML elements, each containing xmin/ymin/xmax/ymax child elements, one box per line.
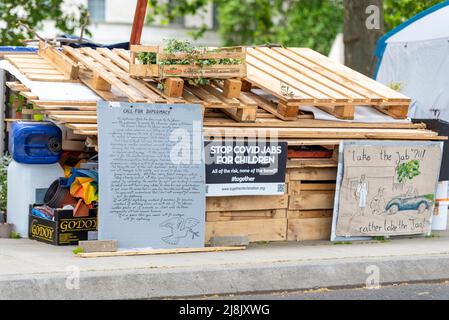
<box><xmin>1</xmin><ymin>232</ymin><xmax>449</xmax><ymax>299</ymax></box>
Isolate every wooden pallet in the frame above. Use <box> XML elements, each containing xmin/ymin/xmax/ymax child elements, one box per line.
<box><xmin>60</xmin><ymin>47</ymin><xmax>256</xmax><ymax>122</ymax></box>
<box><xmin>4</xmin><ymin>42</ymin><xmax>79</xmax><ymax>82</ymax></box>
<box><xmin>245</xmin><ymin>47</ymin><xmax>411</xmax><ymax>120</ymax></box>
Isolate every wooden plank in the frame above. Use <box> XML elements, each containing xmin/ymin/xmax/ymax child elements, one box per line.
<box><xmin>77</xmin><ymin>246</ymin><xmax>246</xmax><ymax>258</ymax></box>
<box><xmin>66</xmin><ymin>123</ymin><xmax>98</xmax><ymax>130</ymax></box>
<box><xmin>163</xmin><ymin>77</ymin><xmax>184</xmax><ymax>98</ymax></box>
<box><xmin>113</xmin><ymin>48</ymin><xmax>131</xmax><ymax>62</ymax></box>
<box><xmin>38</xmin><ymin>42</ymin><xmax>79</xmax><ymax>79</ymax></box>
<box><xmin>202</xmin><ymin>85</ymin><xmax>241</xmax><ymax>107</ymax></box>
<box><xmin>204</xmin><ymin>127</ymin><xmax>441</xmax><ymax>140</ymax></box>
<box><xmin>63</xmin><ymin>46</ymin><xmax>147</xmax><ymax>102</ymax></box>
<box><xmin>317</xmin><ymin>105</ymin><xmax>355</xmax><ymax>120</ymax></box>
<box><xmin>244</xmin><ymin>93</ymin><xmax>297</xmax><ymax>121</ymax></box>
<box><xmin>206</xmin><ymin>195</ymin><xmax>288</xmax><ymax>212</ymax></box>
<box><xmin>257</xmin><ymin>47</ymin><xmax>367</xmax><ymax>102</ymax></box>
<box><xmin>291</xmin><ymin>48</ymin><xmax>410</xmax><ymax>102</ymax></box>
<box><xmin>206</xmin><ymin>219</ymin><xmax>287</xmax><ymax>243</ymax></box>
<box><xmin>289</xmin><ymin>190</ymin><xmax>335</xmax><ymax>210</ymax></box>
<box><xmin>287</xmin><ymin>210</ymin><xmax>333</xmax><ymax>219</ymax></box>
<box><xmin>221</xmin><ymin>107</ymin><xmax>257</xmax><ymax>123</ymax></box>
<box><xmin>271</xmin><ymin>47</ymin><xmax>382</xmax><ymax>102</ymax></box>
<box><xmin>287</xmin><ymin>159</ymin><xmax>338</xmax><ymax>169</ymax></box>
<box><xmin>247</xmin><ymin>55</ymin><xmax>330</xmax><ymax>101</ymax></box>
<box><xmin>245</xmin><ymin>65</ymin><xmax>314</xmax><ymax>103</ymax></box>
<box><xmin>248</xmin><ymin>48</ymin><xmax>350</xmax><ymax>103</ymax></box>
<box><xmin>206</xmin><ymin>209</ymin><xmax>287</xmax><ymax>222</ymax></box>
<box><xmin>223</xmin><ymin>79</ymin><xmax>242</xmax><ymax>98</ymax></box>
<box><xmin>32</xmin><ymin>100</ymin><xmax>98</xmax><ymax>106</ymax></box>
<box><xmin>48</xmin><ymin>115</ymin><xmax>97</xmax><ymax>123</ymax></box>
<box><xmin>288</xmin><ymin>181</ymin><xmax>336</xmax><ymax>196</ymax></box>
<box><xmin>287</xmin><ymin>217</ymin><xmax>332</xmax><ymax>241</ymax></box>
<box><xmin>79</xmin><ymin>47</ymin><xmax>165</xmax><ymax>103</ymax></box>
<box><xmin>96</xmin><ymin>48</ymin><xmax>129</xmax><ymax>71</ymax></box>
<box><xmin>186</xmin><ymin>84</ymin><xmax>225</xmax><ymax>106</ymax></box>
<box><xmin>289</xmin><ymin>167</ymin><xmax>337</xmax><ymax>181</ymax></box>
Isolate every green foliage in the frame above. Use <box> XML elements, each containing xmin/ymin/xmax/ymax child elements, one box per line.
<box><xmin>384</xmin><ymin>0</ymin><xmax>444</xmax><ymax>31</ymax></box>
<box><xmin>0</xmin><ymin>0</ymin><xmax>90</xmax><ymax>46</ymax></box>
<box><xmin>146</xmin><ymin>0</ymin><xmax>445</xmax><ymax>56</ymax></box>
<box><xmin>72</xmin><ymin>247</ymin><xmax>85</xmax><ymax>255</ymax></box>
<box><xmin>10</xmin><ymin>231</ymin><xmax>21</xmax><ymax>239</ymax></box>
<box><xmin>334</xmin><ymin>241</ymin><xmax>352</xmax><ymax>245</ymax></box>
<box><xmin>396</xmin><ymin>160</ymin><xmax>421</xmax><ymax>183</ymax></box>
<box><xmin>147</xmin><ymin>0</ymin><xmax>344</xmax><ymax>55</ymax></box>
<box><xmin>139</xmin><ymin>39</ymin><xmax>243</xmax><ymax>87</ymax></box>
<box><xmin>0</xmin><ymin>154</ymin><xmax>12</xmax><ymax>213</ymax></box>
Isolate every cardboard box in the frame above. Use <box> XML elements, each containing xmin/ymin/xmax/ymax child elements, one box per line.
<box><xmin>28</xmin><ymin>205</ymin><xmax>97</xmax><ymax>246</ymax></box>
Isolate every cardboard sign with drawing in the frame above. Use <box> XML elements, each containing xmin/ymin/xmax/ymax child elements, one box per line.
<box><xmin>332</xmin><ymin>141</ymin><xmax>443</xmax><ymax>240</ymax></box>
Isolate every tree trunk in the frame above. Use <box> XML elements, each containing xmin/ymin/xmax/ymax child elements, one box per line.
<box><xmin>344</xmin><ymin>0</ymin><xmax>384</xmax><ymax>77</ymax></box>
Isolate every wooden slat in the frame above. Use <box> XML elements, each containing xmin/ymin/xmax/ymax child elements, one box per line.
<box><xmin>96</xmin><ymin>47</ymin><xmax>129</xmax><ymax>71</ymax></box>
<box><xmin>79</xmin><ymin>47</ymin><xmax>166</xmax><ymax>103</ymax></box>
<box><xmin>63</xmin><ymin>46</ymin><xmax>146</xmax><ymax>102</ymax></box>
<box><xmin>248</xmin><ymin>48</ymin><xmax>350</xmax><ymax>103</ymax></box>
<box><xmin>77</xmin><ymin>246</ymin><xmax>245</xmax><ymax>258</ymax></box>
<box><xmin>38</xmin><ymin>41</ymin><xmax>79</xmax><ymax>79</ymax></box>
<box><xmin>256</xmin><ymin>47</ymin><xmax>367</xmax><ymax>102</ymax></box>
<box><xmin>291</xmin><ymin>48</ymin><xmax>410</xmax><ymax>102</ymax></box>
<box><xmin>272</xmin><ymin>47</ymin><xmax>384</xmax><ymax>102</ymax></box>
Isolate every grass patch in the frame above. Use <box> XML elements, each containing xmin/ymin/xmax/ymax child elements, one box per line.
<box><xmin>334</xmin><ymin>241</ymin><xmax>352</xmax><ymax>245</ymax></box>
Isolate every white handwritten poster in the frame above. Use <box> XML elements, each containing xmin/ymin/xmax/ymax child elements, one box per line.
<box><xmin>331</xmin><ymin>140</ymin><xmax>443</xmax><ymax>241</ymax></box>
<box><xmin>97</xmin><ymin>102</ymin><xmax>205</xmax><ymax>249</ymax></box>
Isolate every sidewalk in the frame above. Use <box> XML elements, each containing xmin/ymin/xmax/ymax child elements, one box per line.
<box><xmin>2</xmin><ymin>233</ymin><xmax>449</xmax><ymax>299</ymax></box>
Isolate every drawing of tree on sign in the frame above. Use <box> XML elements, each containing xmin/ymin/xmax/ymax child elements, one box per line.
<box><xmin>160</xmin><ymin>217</ymin><xmax>200</xmax><ymax>245</ymax></box>
<box><xmin>396</xmin><ymin>160</ymin><xmax>421</xmax><ymax>184</ymax></box>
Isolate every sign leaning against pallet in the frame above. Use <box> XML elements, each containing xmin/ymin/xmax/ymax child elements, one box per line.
<box><xmin>331</xmin><ymin>140</ymin><xmax>443</xmax><ymax>241</ymax></box>
<box><xmin>97</xmin><ymin>102</ymin><xmax>205</xmax><ymax>249</ymax></box>
<box><xmin>205</xmin><ymin>140</ymin><xmax>288</xmax><ymax>196</ymax></box>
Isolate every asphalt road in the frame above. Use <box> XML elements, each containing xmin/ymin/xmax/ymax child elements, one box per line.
<box><xmin>206</xmin><ymin>281</ymin><xmax>449</xmax><ymax>300</ymax></box>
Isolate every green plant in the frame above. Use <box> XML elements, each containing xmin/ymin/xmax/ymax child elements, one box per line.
<box><xmin>138</xmin><ymin>39</ymin><xmax>242</xmax><ymax>89</ymax></box>
<box><xmin>10</xmin><ymin>231</ymin><xmax>21</xmax><ymax>239</ymax></box>
<box><xmin>396</xmin><ymin>160</ymin><xmax>421</xmax><ymax>183</ymax></box>
<box><xmin>334</xmin><ymin>241</ymin><xmax>352</xmax><ymax>245</ymax></box>
<box><xmin>384</xmin><ymin>0</ymin><xmax>444</xmax><ymax>31</ymax></box>
<box><xmin>0</xmin><ymin>154</ymin><xmax>12</xmax><ymax>214</ymax></box>
<box><xmin>72</xmin><ymin>247</ymin><xmax>85</xmax><ymax>255</ymax></box>
<box><xmin>0</xmin><ymin>0</ymin><xmax>90</xmax><ymax>46</ymax></box>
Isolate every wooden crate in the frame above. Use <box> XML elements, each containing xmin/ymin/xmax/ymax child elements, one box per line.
<box><xmin>205</xmin><ymin>219</ymin><xmax>287</xmax><ymax>243</ymax></box>
<box><xmin>287</xmin><ymin>217</ymin><xmax>332</xmax><ymax>241</ymax></box>
<box><xmin>129</xmin><ymin>45</ymin><xmax>247</xmax><ymax>79</ymax></box>
<box><xmin>207</xmin><ymin>209</ymin><xmax>287</xmax><ymax>222</ymax></box>
<box><xmin>206</xmin><ymin>195</ymin><xmax>288</xmax><ymax>212</ymax></box>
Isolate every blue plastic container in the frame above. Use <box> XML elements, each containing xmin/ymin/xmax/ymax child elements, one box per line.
<box><xmin>9</xmin><ymin>122</ymin><xmax>62</xmax><ymax>164</ymax></box>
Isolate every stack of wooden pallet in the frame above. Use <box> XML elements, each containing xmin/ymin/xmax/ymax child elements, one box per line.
<box><xmin>2</xmin><ymin>43</ymin><xmax>447</xmax><ymax>243</ymax></box>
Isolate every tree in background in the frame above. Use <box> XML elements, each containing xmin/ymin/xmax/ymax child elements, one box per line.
<box><xmin>344</xmin><ymin>0</ymin><xmax>384</xmax><ymax>76</ymax></box>
<box><xmin>384</xmin><ymin>0</ymin><xmax>444</xmax><ymax>31</ymax></box>
<box><xmin>147</xmin><ymin>0</ymin><xmax>444</xmax><ymax>75</ymax></box>
<box><xmin>147</xmin><ymin>0</ymin><xmax>344</xmax><ymax>55</ymax></box>
<box><xmin>0</xmin><ymin>0</ymin><xmax>89</xmax><ymax>46</ymax></box>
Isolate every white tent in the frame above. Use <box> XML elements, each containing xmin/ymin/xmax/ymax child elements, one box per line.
<box><xmin>375</xmin><ymin>1</ymin><xmax>449</xmax><ymax>121</ymax></box>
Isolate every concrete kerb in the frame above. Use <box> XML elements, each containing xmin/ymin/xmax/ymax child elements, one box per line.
<box><xmin>2</xmin><ymin>254</ymin><xmax>449</xmax><ymax>299</ymax></box>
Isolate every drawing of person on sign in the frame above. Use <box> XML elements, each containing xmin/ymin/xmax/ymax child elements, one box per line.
<box><xmin>370</xmin><ymin>187</ymin><xmax>386</xmax><ymax>215</ymax></box>
<box><xmin>355</xmin><ymin>175</ymin><xmax>368</xmax><ymax>215</ymax></box>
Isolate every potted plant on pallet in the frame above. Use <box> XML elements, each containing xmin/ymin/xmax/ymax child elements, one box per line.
<box><xmin>0</xmin><ymin>154</ymin><xmax>12</xmax><ymax>238</ymax></box>
<box><xmin>129</xmin><ymin>39</ymin><xmax>246</xmax><ymax>81</ymax></box>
